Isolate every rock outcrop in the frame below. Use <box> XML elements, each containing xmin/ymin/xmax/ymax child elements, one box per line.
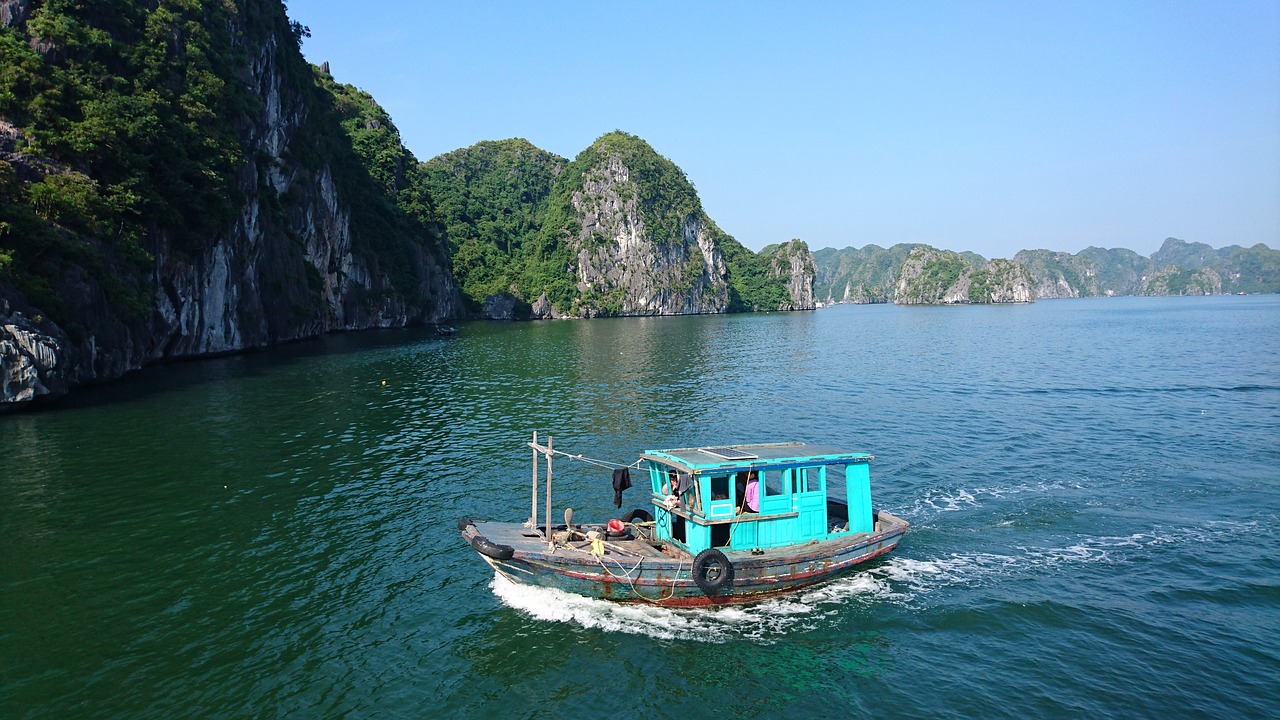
<box><xmin>567</xmin><ymin>147</ymin><xmax>729</xmax><ymax>316</ymax></box>
<box><xmin>895</xmin><ymin>247</ymin><xmax>1034</xmax><ymax>305</ymax></box>
<box><xmin>764</xmin><ymin>240</ymin><xmax>816</xmax><ymax>310</ymax></box>
<box><xmin>0</xmin><ymin>1</ymin><xmax>461</xmax><ymax>407</ymax></box>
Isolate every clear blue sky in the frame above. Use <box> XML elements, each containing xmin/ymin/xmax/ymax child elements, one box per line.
<box><xmin>291</xmin><ymin>0</ymin><xmax>1280</xmax><ymax>258</ymax></box>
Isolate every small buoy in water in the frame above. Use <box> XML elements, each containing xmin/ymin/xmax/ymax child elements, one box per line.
<box><xmin>381</xmin><ymin>379</ymin><xmax>387</xmax><ymax>387</ymax></box>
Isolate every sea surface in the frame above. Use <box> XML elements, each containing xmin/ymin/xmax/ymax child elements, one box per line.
<box><xmin>2</xmin><ymin>295</ymin><xmax>1278</xmax><ymax>719</ymax></box>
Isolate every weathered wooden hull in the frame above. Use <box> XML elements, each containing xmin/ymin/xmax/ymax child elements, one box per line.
<box><xmin>460</xmin><ymin>512</ymin><xmax>908</xmax><ymax>607</ymax></box>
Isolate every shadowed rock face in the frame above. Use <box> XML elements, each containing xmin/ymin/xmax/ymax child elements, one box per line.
<box><xmin>0</xmin><ymin>1</ymin><xmax>31</xmax><ymax>29</ymax></box>
<box><xmin>0</xmin><ymin>1</ymin><xmax>461</xmax><ymax>408</ymax></box>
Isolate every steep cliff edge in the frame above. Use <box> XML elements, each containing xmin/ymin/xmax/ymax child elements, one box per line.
<box><xmin>895</xmin><ymin>247</ymin><xmax>1034</xmax><ymax>305</ymax></box>
<box><xmin>0</xmin><ymin>0</ymin><xmax>460</xmax><ymax>407</ymax></box>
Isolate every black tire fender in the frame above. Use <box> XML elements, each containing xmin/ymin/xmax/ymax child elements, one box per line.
<box><xmin>470</xmin><ymin>534</ymin><xmax>515</xmax><ymax>561</ymax></box>
<box><xmin>692</xmin><ymin>548</ymin><xmax>734</xmax><ymax>595</ymax></box>
<box><xmin>621</xmin><ymin>508</ymin><xmax>653</xmax><ymax>523</ymax></box>
<box><xmin>457</xmin><ymin>517</ymin><xmax>474</xmax><ymax>532</ymax></box>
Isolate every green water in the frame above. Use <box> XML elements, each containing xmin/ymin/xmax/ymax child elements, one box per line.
<box><xmin>2</xmin><ymin>297</ymin><xmax>1278</xmax><ymax>718</ymax></box>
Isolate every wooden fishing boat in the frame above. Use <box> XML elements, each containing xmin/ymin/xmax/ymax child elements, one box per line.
<box><xmin>459</xmin><ymin>434</ymin><xmax>908</xmax><ymax>607</ymax></box>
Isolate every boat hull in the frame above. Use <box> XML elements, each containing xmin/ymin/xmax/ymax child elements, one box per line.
<box><xmin>460</xmin><ymin>512</ymin><xmax>907</xmax><ymax>607</ymax></box>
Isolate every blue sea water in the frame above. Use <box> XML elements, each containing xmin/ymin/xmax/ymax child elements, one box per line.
<box><xmin>1</xmin><ymin>295</ymin><xmax>1277</xmax><ymax>718</ymax></box>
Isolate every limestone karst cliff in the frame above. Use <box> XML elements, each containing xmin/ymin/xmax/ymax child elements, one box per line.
<box><xmin>762</xmin><ymin>240</ymin><xmax>816</xmax><ymax>310</ymax></box>
<box><xmin>894</xmin><ymin>247</ymin><xmax>1035</xmax><ymax>305</ymax></box>
<box><xmin>814</xmin><ymin>237</ymin><xmax>1276</xmax><ymax>304</ymax></box>
<box><xmin>0</xmin><ymin>0</ymin><xmax>461</xmax><ymax>406</ymax></box>
<box><xmin>555</xmin><ymin>133</ymin><xmax>730</xmax><ymax>317</ymax></box>
<box><xmin>1</xmin><ymin>3</ymin><xmax>820</xmax><ymax>408</ymax></box>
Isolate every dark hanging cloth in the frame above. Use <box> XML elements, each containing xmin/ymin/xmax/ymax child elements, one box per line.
<box><xmin>612</xmin><ymin>467</ymin><xmax>631</xmax><ymax>508</ymax></box>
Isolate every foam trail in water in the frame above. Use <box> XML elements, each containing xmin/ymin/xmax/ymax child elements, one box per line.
<box><xmin>492</xmin><ymin>521</ymin><xmax>1262</xmax><ymax>637</ymax></box>
<box><xmin>490</xmin><ymin>570</ymin><xmax>895</xmax><ymax>643</ymax></box>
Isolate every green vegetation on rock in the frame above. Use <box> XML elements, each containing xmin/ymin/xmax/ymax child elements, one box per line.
<box><xmin>0</xmin><ymin>0</ymin><xmax>257</xmax><ymax>316</ymax></box>
<box><xmin>421</xmin><ymin>138</ymin><xmax>565</xmax><ymax>312</ymax></box>
<box><xmin>724</xmin><ymin>238</ymin><xmax>790</xmax><ymax>311</ymax></box>
<box><xmin>893</xmin><ymin>247</ymin><xmax>1034</xmax><ymax>305</ymax></box>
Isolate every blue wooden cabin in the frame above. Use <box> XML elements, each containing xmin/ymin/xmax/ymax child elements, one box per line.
<box><xmin>639</xmin><ymin>442</ymin><xmax>875</xmax><ymax>554</ymax></box>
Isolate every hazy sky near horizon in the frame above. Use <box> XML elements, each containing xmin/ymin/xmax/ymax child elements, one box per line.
<box><xmin>292</xmin><ymin>1</ymin><xmax>1280</xmax><ymax>258</ymax></box>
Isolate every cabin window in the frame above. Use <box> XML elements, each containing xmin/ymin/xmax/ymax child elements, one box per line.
<box><xmin>801</xmin><ymin>466</ymin><xmax>822</xmax><ymax>493</ymax></box>
<box><xmin>682</xmin><ymin>473</ymin><xmax>701</xmax><ymax>514</ymax></box>
<box><xmin>710</xmin><ymin>475</ymin><xmax>730</xmax><ymax>500</ymax></box>
<box><xmin>650</xmin><ymin>465</ymin><xmax>666</xmax><ymax>494</ymax></box>
<box><xmin>763</xmin><ymin>470</ymin><xmax>784</xmax><ymax>497</ymax></box>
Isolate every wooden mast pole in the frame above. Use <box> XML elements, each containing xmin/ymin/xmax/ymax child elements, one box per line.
<box><xmin>529</xmin><ymin>431</ymin><xmax>538</xmax><ymax>529</ymax></box>
<box><xmin>544</xmin><ymin>435</ymin><xmax>554</xmax><ymax>551</ymax></box>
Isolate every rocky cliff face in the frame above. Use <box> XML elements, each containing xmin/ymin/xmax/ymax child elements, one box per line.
<box><xmin>895</xmin><ymin>247</ymin><xmax>1035</xmax><ymax>305</ymax></box>
<box><xmin>764</xmin><ymin>240</ymin><xmax>816</xmax><ymax>310</ymax></box>
<box><xmin>567</xmin><ymin>150</ymin><xmax>728</xmax><ymax>317</ymax></box>
<box><xmin>0</xmin><ymin>1</ymin><xmax>460</xmax><ymax>407</ymax></box>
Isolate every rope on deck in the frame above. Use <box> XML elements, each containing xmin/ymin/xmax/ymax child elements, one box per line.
<box><xmin>593</xmin><ymin>553</ymin><xmax>685</xmax><ymax>604</ymax></box>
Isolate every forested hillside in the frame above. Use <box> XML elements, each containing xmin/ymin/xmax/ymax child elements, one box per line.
<box><xmin>422</xmin><ymin>139</ymin><xmax>565</xmax><ymax>315</ymax></box>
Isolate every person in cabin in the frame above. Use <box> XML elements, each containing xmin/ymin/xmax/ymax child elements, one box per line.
<box><xmin>661</xmin><ymin>472</ymin><xmax>680</xmax><ymax>510</ymax></box>
<box><xmin>741</xmin><ymin>470</ymin><xmax>760</xmax><ymax>513</ymax></box>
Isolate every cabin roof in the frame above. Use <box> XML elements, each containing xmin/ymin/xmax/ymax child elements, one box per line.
<box><xmin>640</xmin><ymin>442</ymin><xmax>872</xmax><ymax>471</ymax></box>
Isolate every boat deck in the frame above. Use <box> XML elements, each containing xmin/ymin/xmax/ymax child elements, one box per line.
<box><xmin>475</xmin><ymin>521</ymin><xmax>672</xmax><ymax>559</ymax></box>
